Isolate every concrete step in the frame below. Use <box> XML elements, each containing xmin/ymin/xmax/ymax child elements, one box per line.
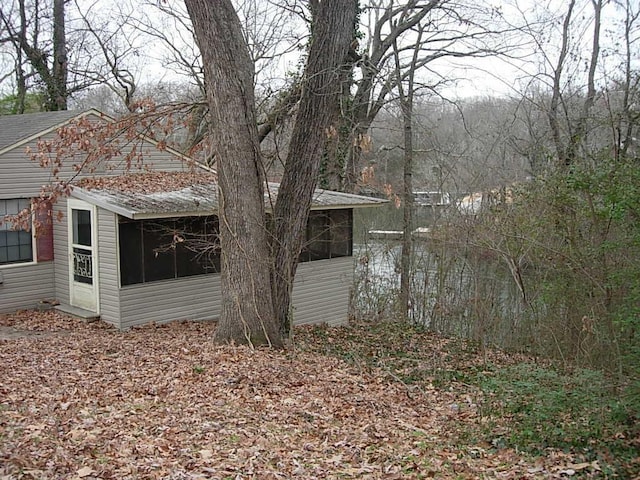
<box><xmin>55</xmin><ymin>304</ymin><xmax>100</xmax><ymax>322</ymax></box>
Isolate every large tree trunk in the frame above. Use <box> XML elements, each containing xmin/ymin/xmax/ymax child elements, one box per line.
<box><xmin>272</xmin><ymin>0</ymin><xmax>358</xmax><ymax>338</ymax></box>
<box><xmin>548</xmin><ymin>0</ymin><xmax>575</xmax><ymax>167</ymax></box>
<box><xmin>185</xmin><ymin>0</ymin><xmax>281</xmax><ymax>347</ymax></box>
<box><xmin>399</xmin><ymin>94</ymin><xmax>414</xmax><ymax>322</ymax></box>
<box><xmin>51</xmin><ymin>0</ymin><xmax>67</xmax><ymax>111</ymax></box>
<box><xmin>393</xmin><ymin>31</ymin><xmax>419</xmax><ymax>322</ymax></box>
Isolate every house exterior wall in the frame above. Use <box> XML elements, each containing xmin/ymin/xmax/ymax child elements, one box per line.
<box><xmin>0</xmin><ymin>263</ymin><xmax>56</xmax><ymax>313</ymax></box>
<box><xmin>292</xmin><ymin>257</ymin><xmax>353</xmax><ymax>326</ymax></box>
<box><xmin>0</xmin><ymin>116</ymin><xmax>190</xmax><ymax>197</ymax></box>
<box><xmin>52</xmin><ymin>202</ymin><xmax>69</xmax><ymax>307</ymax></box>
<box><xmin>110</xmin><ymin>256</ymin><xmax>353</xmax><ymax>330</ymax></box>
<box><xmin>95</xmin><ymin>209</ymin><xmax>121</xmax><ymax>326</ymax></box>
<box><xmin>57</xmin><ymin>203</ymin><xmax>355</xmax><ymax>329</ymax></box>
<box><xmin>2</xmin><ymin>113</ymin><xmax>192</xmax><ymax>315</ymax></box>
<box><xmin>118</xmin><ymin>274</ymin><xmax>222</xmax><ymax>329</ymax></box>
<box><xmin>1</xmin><ymin>135</ymin><xmax>57</xmax><ymax>314</ymax></box>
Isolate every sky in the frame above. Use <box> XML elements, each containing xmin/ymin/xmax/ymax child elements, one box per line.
<box><xmin>0</xmin><ymin>0</ymin><xmax>636</xmax><ymax>104</ymax></box>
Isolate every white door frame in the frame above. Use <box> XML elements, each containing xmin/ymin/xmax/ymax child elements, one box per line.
<box><xmin>67</xmin><ymin>199</ymin><xmax>99</xmax><ymax>313</ymax></box>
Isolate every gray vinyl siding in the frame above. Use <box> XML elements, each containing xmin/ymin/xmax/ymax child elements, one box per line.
<box><xmin>129</xmin><ymin>144</ymin><xmax>189</xmax><ymax>171</ymax></box>
<box><xmin>0</xmin><ymin>262</ymin><xmax>55</xmax><ymax>313</ymax></box>
<box><xmin>0</xmin><ymin>147</ymin><xmax>56</xmax><ymax>198</ymax></box>
<box><xmin>1</xmin><ymin>116</ymin><xmax>191</xmax><ymax>316</ymax></box>
<box><xmin>118</xmin><ymin>274</ymin><xmax>222</xmax><ymax>329</ymax></box>
<box><xmin>291</xmin><ymin>257</ymin><xmax>353</xmax><ymax>326</ymax></box>
<box><xmin>0</xmin><ymin>142</ymin><xmax>57</xmax><ymax>312</ymax></box>
<box><xmin>52</xmin><ymin>203</ymin><xmax>70</xmax><ymax>306</ymax></box>
<box><xmin>0</xmin><ymin>121</ymin><xmax>189</xmax><ymax>200</ymax></box>
<box><xmin>96</xmin><ymin>208</ymin><xmax>120</xmax><ymax>325</ymax></box>
<box><xmin>115</xmin><ymin>257</ymin><xmax>353</xmax><ymax>330</ymax></box>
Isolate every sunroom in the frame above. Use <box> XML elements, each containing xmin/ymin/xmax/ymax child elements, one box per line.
<box><xmin>54</xmin><ymin>172</ymin><xmax>385</xmax><ymax>329</ymax></box>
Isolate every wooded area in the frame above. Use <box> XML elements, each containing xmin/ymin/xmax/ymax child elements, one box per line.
<box><xmin>1</xmin><ymin>0</ymin><xmax>639</xmax><ymax>475</ymax></box>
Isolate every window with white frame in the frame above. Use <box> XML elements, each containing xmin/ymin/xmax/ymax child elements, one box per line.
<box><xmin>0</xmin><ymin>199</ymin><xmax>33</xmax><ymax>265</ymax></box>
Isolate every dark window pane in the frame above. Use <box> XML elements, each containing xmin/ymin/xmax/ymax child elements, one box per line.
<box><xmin>4</xmin><ymin>199</ymin><xmax>18</xmax><ymax>216</ymax></box>
<box><xmin>72</xmin><ymin>210</ymin><xmax>92</xmax><ymax>246</ymax></box>
<box><xmin>176</xmin><ymin>217</ymin><xmax>206</xmax><ymax>277</ymax></box>
<box><xmin>5</xmin><ymin>231</ymin><xmax>19</xmax><ymax>246</ymax></box>
<box><xmin>299</xmin><ymin>209</ymin><xmax>353</xmax><ymax>263</ymax></box>
<box><xmin>143</xmin><ymin>220</ymin><xmax>176</xmax><ymax>282</ymax></box>
<box><xmin>7</xmin><ymin>246</ymin><xmax>19</xmax><ymax>262</ymax></box>
<box><xmin>119</xmin><ymin>220</ymin><xmax>143</xmax><ymax>286</ymax></box>
<box><xmin>307</xmin><ymin>211</ymin><xmax>330</xmax><ymax>260</ymax></box>
<box><xmin>19</xmin><ymin>230</ymin><xmax>31</xmax><ymax>244</ymax></box>
<box><xmin>204</xmin><ymin>216</ymin><xmax>221</xmax><ymax>273</ymax></box>
<box><xmin>20</xmin><ymin>244</ymin><xmax>32</xmax><ymax>260</ymax></box>
<box><xmin>176</xmin><ymin>215</ymin><xmax>221</xmax><ymax>276</ymax></box>
<box><xmin>0</xmin><ymin>199</ymin><xmax>33</xmax><ymax>265</ymax></box>
<box><xmin>119</xmin><ymin>215</ymin><xmax>220</xmax><ymax>286</ymax></box>
<box><xmin>330</xmin><ymin>209</ymin><xmax>352</xmax><ymax>257</ymax></box>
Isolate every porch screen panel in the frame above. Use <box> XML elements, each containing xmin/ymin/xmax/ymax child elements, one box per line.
<box><xmin>118</xmin><ymin>215</ymin><xmax>220</xmax><ymax>286</ymax></box>
<box><xmin>175</xmin><ymin>216</ymin><xmax>220</xmax><ymax>277</ymax></box>
<box><xmin>329</xmin><ymin>209</ymin><xmax>352</xmax><ymax>257</ymax></box>
<box><xmin>119</xmin><ymin>220</ymin><xmax>143</xmax><ymax>286</ymax></box>
<box><xmin>305</xmin><ymin>211</ymin><xmax>331</xmax><ymax>261</ymax></box>
<box><xmin>299</xmin><ymin>209</ymin><xmax>353</xmax><ymax>262</ymax></box>
<box><xmin>143</xmin><ymin>220</ymin><xmax>175</xmax><ymax>282</ymax></box>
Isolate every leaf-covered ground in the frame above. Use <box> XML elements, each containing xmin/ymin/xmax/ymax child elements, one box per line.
<box><xmin>0</xmin><ymin>311</ymin><xmax>633</xmax><ymax>479</ymax></box>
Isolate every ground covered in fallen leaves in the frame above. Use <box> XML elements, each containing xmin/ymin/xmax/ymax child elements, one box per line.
<box><xmin>0</xmin><ymin>311</ymin><xmax>636</xmax><ymax>479</ymax></box>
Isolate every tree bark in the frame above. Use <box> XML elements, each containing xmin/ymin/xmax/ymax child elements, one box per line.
<box><xmin>51</xmin><ymin>0</ymin><xmax>67</xmax><ymax>110</ymax></box>
<box><xmin>322</xmin><ymin>0</ymin><xmax>440</xmax><ymax>193</ymax></box>
<box><xmin>548</xmin><ymin>0</ymin><xmax>575</xmax><ymax>167</ymax></box>
<box><xmin>392</xmin><ymin>30</ymin><xmax>420</xmax><ymax>322</ymax></box>
<box><xmin>1</xmin><ymin>0</ymin><xmax>69</xmax><ymax>111</ymax></box>
<box><xmin>185</xmin><ymin>0</ymin><xmax>281</xmax><ymax>347</ymax></box>
<box><xmin>271</xmin><ymin>0</ymin><xmax>358</xmax><ymax>338</ymax></box>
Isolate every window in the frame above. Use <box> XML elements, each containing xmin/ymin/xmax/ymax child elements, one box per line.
<box><xmin>118</xmin><ymin>215</ymin><xmax>220</xmax><ymax>286</ymax></box>
<box><xmin>299</xmin><ymin>209</ymin><xmax>352</xmax><ymax>262</ymax></box>
<box><xmin>0</xmin><ymin>199</ymin><xmax>33</xmax><ymax>265</ymax></box>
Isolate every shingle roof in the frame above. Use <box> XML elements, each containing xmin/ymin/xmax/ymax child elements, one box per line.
<box><xmin>71</xmin><ymin>173</ymin><xmax>386</xmax><ymax>219</ymax></box>
<box><xmin>0</xmin><ymin>110</ymin><xmax>91</xmax><ymax>153</ymax></box>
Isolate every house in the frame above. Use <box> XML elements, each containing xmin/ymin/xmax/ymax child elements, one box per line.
<box><xmin>0</xmin><ymin>109</ymin><xmax>386</xmax><ymax>329</ymax></box>
<box><xmin>413</xmin><ymin>191</ymin><xmax>451</xmax><ymax>207</ymax></box>
<box><xmin>456</xmin><ymin>187</ymin><xmax>515</xmax><ymax>215</ymax></box>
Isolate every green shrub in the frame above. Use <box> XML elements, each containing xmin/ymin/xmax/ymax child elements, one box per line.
<box><xmin>478</xmin><ymin>363</ymin><xmax>639</xmax><ymax>463</ymax></box>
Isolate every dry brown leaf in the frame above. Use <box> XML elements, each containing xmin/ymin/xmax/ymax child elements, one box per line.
<box><xmin>75</xmin><ymin>466</ymin><xmax>94</xmax><ymax>477</ymax></box>
<box><xmin>0</xmin><ymin>310</ymin><xmax>633</xmax><ymax>479</ymax></box>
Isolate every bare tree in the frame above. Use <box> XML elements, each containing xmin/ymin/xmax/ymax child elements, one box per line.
<box><xmin>319</xmin><ymin>0</ymin><xmax>522</xmax><ymax>192</ymax></box>
<box><xmin>0</xmin><ymin>0</ymin><xmax>68</xmax><ymax>110</ymax></box>
<box><xmin>608</xmin><ymin>0</ymin><xmax>640</xmax><ymax>160</ymax></box>
<box><xmin>393</xmin><ymin>26</ymin><xmax>423</xmax><ymax>321</ymax></box>
<box><xmin>184</xmin><ymin>0</ymin><xmax>357</xmax><ymax>346</ymax></box>
<box><xmin>0</xmin><ymin>0</ymin><xmax>150</xmax><ymax>113</ymax></box>
<box><xmin>70</xmin><ymin>0</ymin><xmax>143</xmax><ymax>112</ymax></box>
<box><xmin>512</xmin><ymin>0</ymin><xmax>613</xmax><ymax>169</ymax></box>
<box><xmin>271</xmin><ymin>0</ymin><xmax>359</xmax><ymax>337</ymax></box>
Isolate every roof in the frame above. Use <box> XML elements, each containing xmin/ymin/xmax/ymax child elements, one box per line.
<box><xmin>0</xmin><ymin>108</ymin><xmax>203</xmax><ymax>169</ymax></box>
<box><xmin>71</xmin><ymin>172</ymin><xmax>387</xmax><ymax>220</ymax></box>
<box><xmin>0</xmin><ymin>109</ymin><xmax>102</xmax><ymax>154</ymax></box>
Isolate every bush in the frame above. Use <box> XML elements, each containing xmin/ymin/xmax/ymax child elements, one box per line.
<box><xmin>478</xmin><ymin>363</ymin><xmax>640</xmax><ymax>470</ymax></box>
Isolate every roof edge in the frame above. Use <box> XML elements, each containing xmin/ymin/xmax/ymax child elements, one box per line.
<box><xmin>0</xmin><ymin>108</ymin><xmax>213</xmax><ymax>174</ymax></box>
<box><xmin>0</xmin><ymin>109</ymin><xmax>107</xmax><ymax>157</ymax></box>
